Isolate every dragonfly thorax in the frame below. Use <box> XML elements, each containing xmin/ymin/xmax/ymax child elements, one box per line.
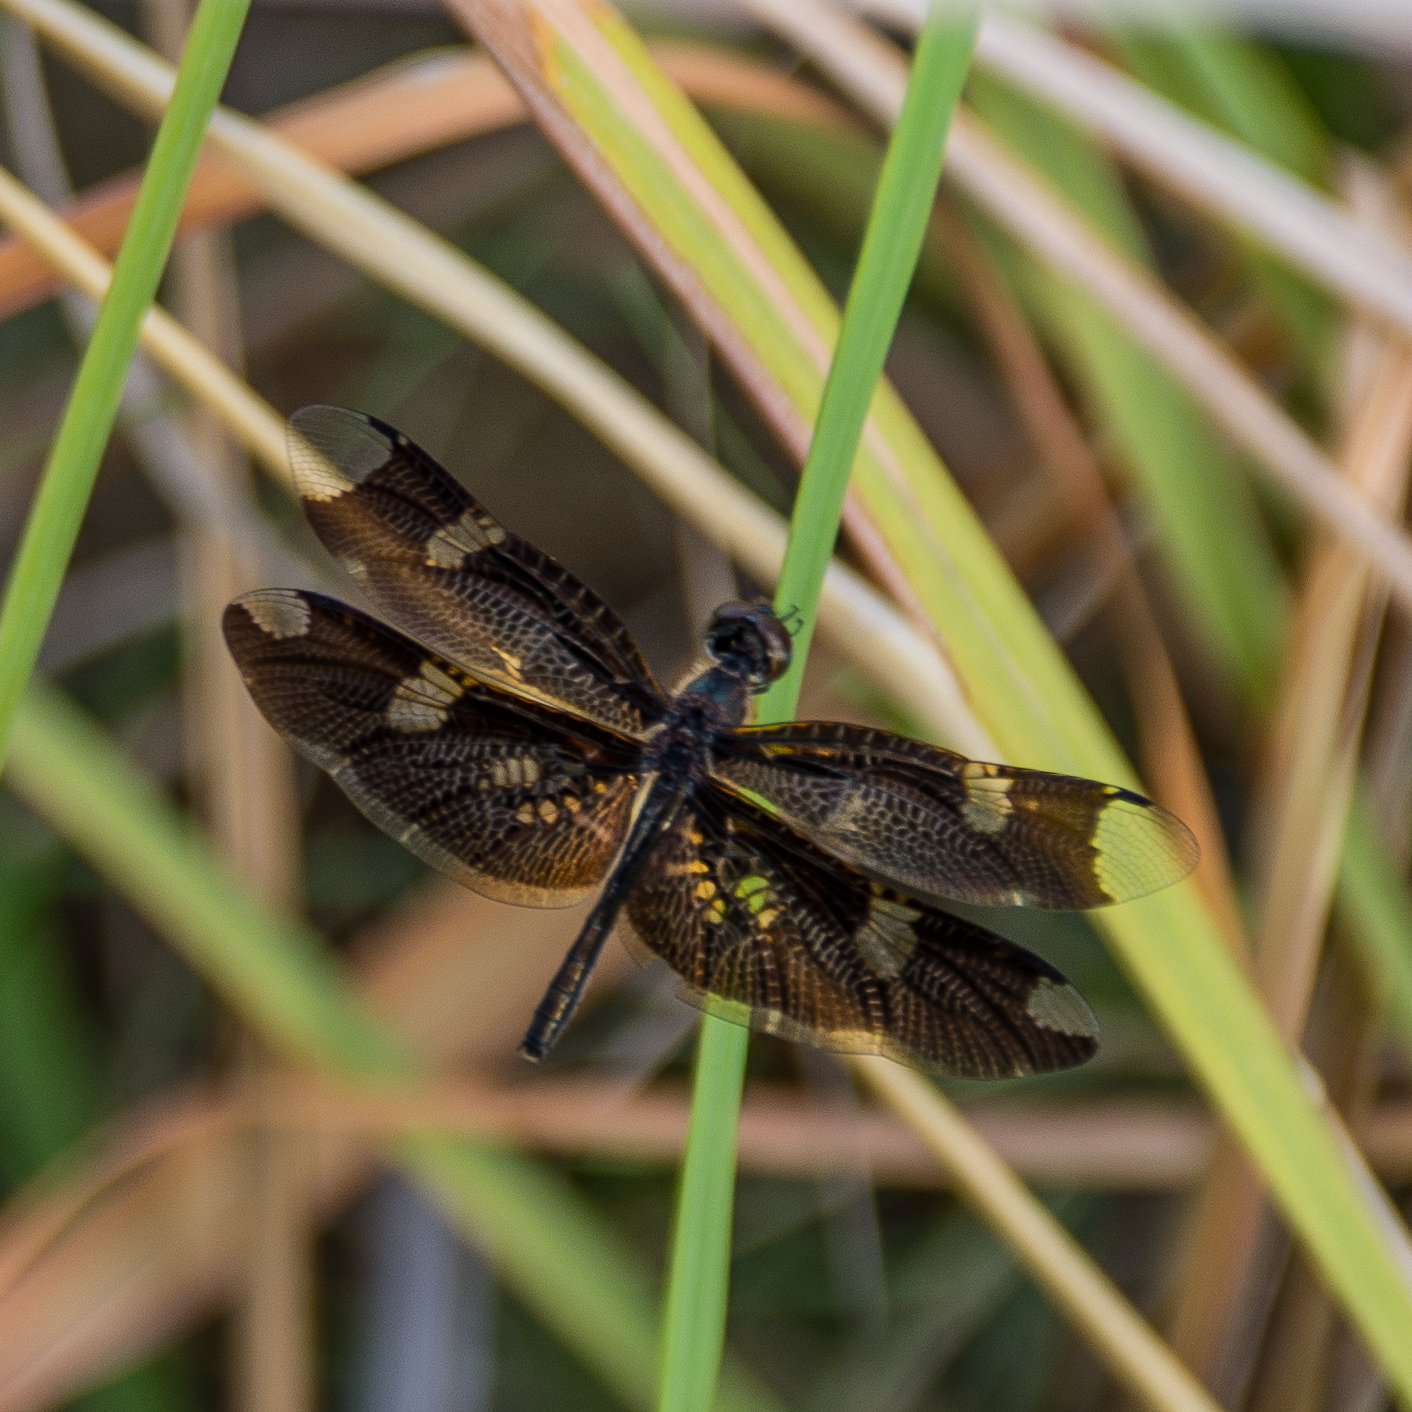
<box><xmin>648</xmin><ymin>690</ymin><xmax>734</xmax><ymax>778</ymax></box>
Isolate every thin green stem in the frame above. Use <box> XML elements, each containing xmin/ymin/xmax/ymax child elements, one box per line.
<box><xmin>655</xmin><ymin>14</ymin><xmax>979</xmax><ymax>1412</ymax></box>
<box><xmin>0</xmin><ymin>0</ymin><xmax>250</xmax><ymax>767</ymax></box>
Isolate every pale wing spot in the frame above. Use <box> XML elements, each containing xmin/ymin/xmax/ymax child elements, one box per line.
<box><xmin>516</xmin><ymin>802</ymin><xmax>535</xmax><ymax>824</ymax></box>
<box><xmin>387</xmin><ymin>693</ymin><xmax>448</xmax><ymax>732</ymax></box>
<box><xmin>521</xmin><ymin>756</ymin><xmax>542</xmax><ymax>786</ymax></box>
<box><xmin>387</xmin><ymin>662</ymin><xmax>461</xmax><ymax>732</ymax></box>
<box><xmin>563</xmin><ymin>795</ymin><xmax>582</xmax><ymax>815</ymax></box>
<box><xmin>425</xmin><ymin>532</ymin><xmax>465</xmax><ymax>568</ymax></box>
<box><xmin>288</xmin><ymin>434</ymin><xmax>353</xmax><ymax>502</ymax></box>
<box><xmin>425</xmin><ymin>509</ymin><xmax>506</xmax><ymax>566</ymax></box>
<box><xmin>961</xmin><ymin>761</ymin><xmax>1015</xmax><ymax>835</ymax></box>
<box><xmin>244</xmin><ymin>591</ymin><xmax>310</xmax><ymax>640</ymax></box>
<box><xmin>694</xmin><ymin>879</ymin><xmax>718</xmax><ymax>900</ymax></box>
<box><xmin>418</xmin><ymin>661</ymin><xmax>463</xmax><ymax>702</ymax></box>
<box><xmin>1026</xmin><ymin>977</ymin><xmax>1100</xmax><ymax>1038</ymax></box>
<box><xmin>853</xmin><ymin>894</ymin><xmax>920</xmax><ymax>977</ymax></box>
<box><xmin>536</xmin><ymin>798</ymin><xmax>559</xmax><ymax>823</ymax></box>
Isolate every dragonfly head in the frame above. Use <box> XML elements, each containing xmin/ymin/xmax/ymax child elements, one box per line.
<box><xmin>702</xmin><ymin>601</ymin><xmax>792</xmax><ymax>692</ymax></box>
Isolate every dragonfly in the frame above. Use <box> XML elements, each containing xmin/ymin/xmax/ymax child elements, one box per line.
<box><xmin>223</xmin><ymin>407</ymin><xmax>1199</xmax><ymax>1078</ymax></box>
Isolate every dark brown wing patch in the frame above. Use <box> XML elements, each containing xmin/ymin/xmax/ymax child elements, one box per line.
<box><xmin>223</xmin><ymin>589</ymin><xmax>638</xmax><ymax>907</ymax></box>
<box><xmin>288</xmin><ymin>406</ymin><xmax>661</xmax><ymax>737</ymax></box>
<box><xmin>711</xmin><ymin>723</ymin><xmax>1197</xmax><ymax>910</ymax></box>
<box><xmin>618</xmin><ymin>788</ymin><xmax>1098</xmax><ymax>1078</ymax></box>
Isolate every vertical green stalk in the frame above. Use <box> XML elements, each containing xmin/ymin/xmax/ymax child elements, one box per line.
<box><xmin>654</xmin><ymin>13</ymin><xmax>978</xmax><ymax>1412</ymax></box>
<box><xmin>0</xmin><ymin>0</ymin><xmax>250</xmax><ymax>765</ymax></box>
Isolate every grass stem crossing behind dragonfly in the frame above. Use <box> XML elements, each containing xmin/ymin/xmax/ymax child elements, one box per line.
<box><xmin>223</xmin><ymin>407</ymin><xmax>1199</xmax><ymax>1077</ymax></box>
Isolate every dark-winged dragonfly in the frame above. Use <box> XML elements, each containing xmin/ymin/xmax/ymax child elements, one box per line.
<box><xmin>223</xmin><ymin>407</ymin><xmax>1198</xmax><ymax>1078</ymax></box>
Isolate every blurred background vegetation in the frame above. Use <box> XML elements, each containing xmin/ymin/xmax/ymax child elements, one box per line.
<box><xmin>2</xmin><ymin>1</ymin><xmax>1412</xmax><ymax>1410</ymax></box>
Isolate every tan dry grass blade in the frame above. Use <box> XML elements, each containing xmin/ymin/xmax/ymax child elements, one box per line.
<box><xmin>854</xmin><ymin>1057</ymin><xmax>1221</xmax><ymax>1412</ymax></box>
<box><xmin>10</xmin><ymin>1065</ymin><xmax>1412</xmax><ymax>1331</ymax></box>
<box><xmin>742</xmin><ymin>0</ymin><xmax>1412</xmax><ymax>618</ymax></box>
<box><xmin>226</xmin><ymin>1081</ymin><xmax>1412</xmax><ymax>1187</ymax></box>
<box><xmin>1253</xmin><ymin>337</ymin><xmax>1412</xmax><ymax>1037</ymax></box>
<box><xmin>153</xmin><ymin>38</ymin><xmax>312</xmax><ymax>1384</ymax></box>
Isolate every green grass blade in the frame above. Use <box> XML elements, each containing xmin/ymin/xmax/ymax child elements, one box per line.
<box><xmin>658</xmin><ymin>1016</ymin><xmax>752</xmax><ymax>1412</ymax></box>
<box><xmin>3</xmin><ymin>681</ymin><xmax>787</xmax><ymax>1412</ymax></box>
<box><xmin>762</xmin><ymin>13</ymin><xmax>976</xmax><ymax>715</ymax></box>
<box><xmin>0</xmin><ymin>0</ymin><xmax>250</xmax><ymax>768</ymax></box>
<box><xmin>656</xmin><ymin>16</ymin><xmax>977</xmax><ymax>1412</ymax></box>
